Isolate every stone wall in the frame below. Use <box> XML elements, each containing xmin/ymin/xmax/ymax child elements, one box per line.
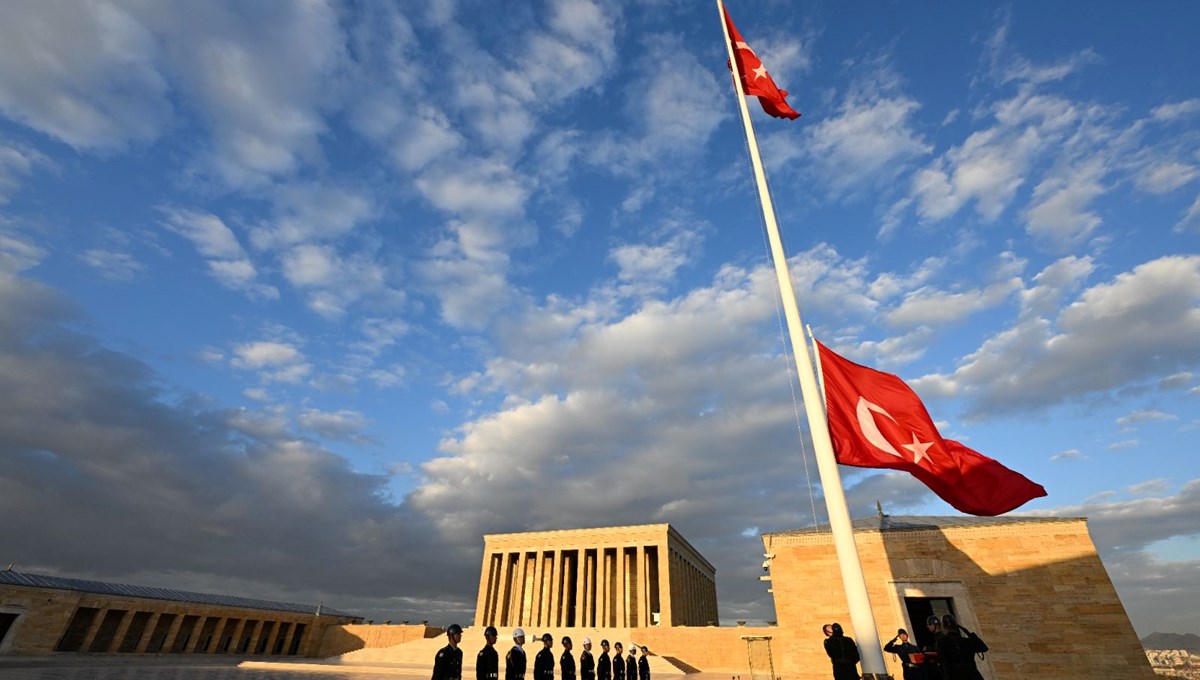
<box><xmin>763</xmin><ymin>518</ymin><xmax>1155</xmax><ymax>680</ymax></box>
<box><xmin>315</xmin><ymin>623</ymin><xmax>440</xmax><ymax>658</ymax></box>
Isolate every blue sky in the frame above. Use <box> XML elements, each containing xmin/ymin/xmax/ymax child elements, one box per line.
<box><xmin>0</xmin><ymin>0</ymin><xmax>1197</xmax><ymax>637</ymax></box>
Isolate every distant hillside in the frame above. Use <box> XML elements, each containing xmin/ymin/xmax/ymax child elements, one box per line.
<box><xmin>1142</xmin><ymin>632</ymin><xmax>1200</xmax><ymax>652</ymax></box>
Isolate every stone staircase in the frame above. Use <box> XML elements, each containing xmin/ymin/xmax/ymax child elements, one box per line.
<box><xmin>337</xmin><ymin>627</ymin><xmax>690</xmax><ymax>675</ymax></box>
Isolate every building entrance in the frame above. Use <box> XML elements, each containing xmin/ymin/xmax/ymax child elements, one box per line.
<box><xmin>904</xmin><ymin>596</ymin><xmax>955</xmax><ymax>651</ymax></box>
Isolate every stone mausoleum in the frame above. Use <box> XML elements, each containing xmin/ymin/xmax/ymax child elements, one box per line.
<box><xmin>474</xmin><ymin>524</ymin><xmax>718</xmax><ymax>629</ymax></box>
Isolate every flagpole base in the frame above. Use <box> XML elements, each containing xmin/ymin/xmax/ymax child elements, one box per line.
<box><xmin>862</xmin><ymin>674</ymin><xmax>893</xmax><ymax>680</ymax></box>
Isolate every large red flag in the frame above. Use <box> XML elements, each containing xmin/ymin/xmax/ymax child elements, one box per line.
<box><xmin>723</xmin><ymin>8</ymin><xmax>801</xmax><ymax>120</ymax></box>
<box><xmin>816</xmin><ymin>341</ymin><xmax>1047</xmax><ymax>516</ymax></box>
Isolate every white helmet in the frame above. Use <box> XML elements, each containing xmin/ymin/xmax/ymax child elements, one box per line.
<box><xmin>582</xmin><ymin>637</ymin><xmax>592</xmax><ymax>645</ymax></box>
<box><xmin>513</xmin><ymin>628</ymin><xmax>526</xmax><ymax>639</ymax></box>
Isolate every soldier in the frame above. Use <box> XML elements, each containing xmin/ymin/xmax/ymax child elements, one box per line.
<box><xmin>934</xmin><ymin>614</ymin><xmax>988</xmax><ymax>680</ymax></box>
<box><xmin>534</xmin><ymin>633</ymin><xmax>556</xmax><ymax>680</ymax></box>
<box><xmin>625</xmin><ymin>643</ymin><xmax>637</xmax><ymax>680</ymax></box>
<box><xmin>822</xmin><ymin>623</ymin><xmax>860</xmax><ymax>680</ymax></box>
<box><xmin>506</xmin><ymin>628</ymin><xmax>527</xmax><ymax>680</ymax></box>
<box><xmin>579</xmin><ymin>637</ymin><xmax>595</xmax><ymax>680</ymax></box>
<box><xmin>432</xmin><ymin>624</ymin><xmax>464</xmax><ymax>680</ymax></box>
<box><xmin>478</xmin><ymin>626</ymin><xmax>500</xmax><ymax>680</ymax></box>
<box><xmin>597</xmin><ymin>639</ymin><xmax>612</xmax><ymax>680</ymax></box>
<box><xmin>561</xmin><ymin>636</ymin><xmax>577</xmax><ymax>680</ymax></box>
<box><xmin>612</xmin><ymin>642</ymin><xmax>625</xmax><ymax>680</ymax></box>
<box><xmin>919</xmin><ymin>615</ymin><xmax>943</xmax><ymax>678</ymax></box>
<box><xmin>637</xmin><ymin>646</ymin><xmax>650</xmax><ymax>680</ymax></box>
<box><xmin>884</xmin><ymin>628</ymin><xmax>926</xmax><ymax>680</ymax></box>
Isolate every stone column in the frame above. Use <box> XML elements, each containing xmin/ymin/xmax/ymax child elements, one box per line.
<box><xmin>203</xmin><ymin>618</ymin><xmax>227</xmax><ymax>654</ymax></box>
<box><xmin>161</xmin><ymin>612</ymin><xmax>187</xmax><ymax>653</ymax></box>
<box><xmin>530</xmin><ymin>549</ymin><xmax>544</xmax><ymax>627</ymax></box>
<box><xmin>79</xmin><ymin>607</ymin><xmax>109</xmax><ymax>653</ymax></box>
<box><xmin>231</xmin><ymin>619</ymin><xmax>253</xmax><ymax>654</ymax></box>
<box><xmin>185</xmin><ymin>617</ymin><xmax>211</xmax><ymax>654</ymax></box>
<box><xmin>496</xmin><ymin>552</ymin><xmax>513</xmax><ymax>626</ymax></box>
<box><xmin>597</xmin><ymin>549</ymin><xmax>607</xmax><ymax>628</ymax></box>
<box><xmin>512</xmin><ymin>552</ymin><xmax>528</xmax><ymax>626</ymax></box>
<box><xmin>109</xmin><ymin>610</ymin><xmax>137</xmax><ymax>653</ymax></box>
<box><xmin>548</xmin><ymin>549</ymin><xmax>562</xmax><ymax>626</ymax></box>
<box><xmin>637</xmin><ymin>545</ymin><xmax>649</xmax><ymax>627</ymax></box>
<box><xmin>134</xmin><ymin>613</ymin><xmax>162</xmax><ymax>653</ymax></box>
<box><xmin>657</xmin><ymin>543</ymin><xmax>672</xmax><ymax>627</ymax></box>
<box><xmin>614</xmin><ymin>546</ymin><xmax>625</xmax><ymax>628</ymax></box>
<box><xmin>583</xmin><ymin>550</ymin><xmax>594</xmax><ymax>627</ymax></box>
<box><xmin>476</xmin><ymin>551</ymin><xmax>495</xmax><ymax>628</ymax></box>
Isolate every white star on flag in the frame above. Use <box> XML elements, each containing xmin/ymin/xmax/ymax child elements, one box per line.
<box><xmin>902</xmin><ymin>434</ymin><xmax>934</xmax><ymax>464</ymax></box>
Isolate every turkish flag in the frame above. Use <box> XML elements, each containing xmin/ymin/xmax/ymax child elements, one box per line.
<box><xmin>723</xmin><ymin>8</ymin><xmax>801</xmax><ymax>120</ymax></box>
<box><xmin>816</xmin><ymin>342</ymin><xmax>1047</xmax><ymax>516</ymax></box>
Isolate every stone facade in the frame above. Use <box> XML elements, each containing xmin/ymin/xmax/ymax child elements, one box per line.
<box><xmin>761</xmin><ymin>515</ymin><xmax>1155</xmax><ymax>680</ymax></box>
<box><xmin>474</xmin><ymin>524</ymin><xmax>718</xmax><ymax>628</ymax></box>
<box><xmin>0</xmin><ymin>573</ymin><xmax>359</xmax><ymax>657</ymax></box>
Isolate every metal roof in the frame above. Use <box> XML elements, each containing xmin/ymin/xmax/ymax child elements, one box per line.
<box><xmin>0</xmin><ymin>570</ymin><xmax>359</xmax><ymax>619</ymax></box>
<box><xmin>765</xmin><ymin>513</ymin><xmax>1083</xmax><ymax>537</ymax></box>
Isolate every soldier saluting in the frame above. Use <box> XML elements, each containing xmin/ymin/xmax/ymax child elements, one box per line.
<box><xmin>506</xmin><ymin>628</ymin><xmax>527</xmax><ymax>680</ymax></box>
<box><xmin>432</xmin><ymin>624</ymin><xmax>464</xmax><ymax>680</ymax></box>
<box><xmin>477</xmin><ymin>626</ymin><xmax>500</xmax><ymax>680</ymax></box>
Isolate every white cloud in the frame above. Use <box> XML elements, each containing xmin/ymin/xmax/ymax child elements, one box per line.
<box><xmin>1050</xmin><ymin>448</ymin><xmax>1085</xmax><ymax>462</ymax></box>
<box><xmin>0</xmin><ymin>139</ymin><xmax>46</xmax><ymax>204</ymax></box>
<box><xmin>1106</xmin><ymin>439</ymin><xmax>1138</xmax><ymax>451</ymax></box>
<box><xmin>1135</xmin><ymin>161</ymin><xmax>1199</xmax><ymax>195</ymax></box>
<box><xmin>160</xmin><ymin>208</ymin><xmax>278</xmax><ymax>300</ymax></box>
<box><xmin>1175</xmin><ymin>195</ymin><xmax>1200</xmax><ymax>234</ymax></box>
<box><xmin>297</xmin><ymin>408</ymin><xmax>370</xmax><ymax>443</ymax></box>
<box><xmin>251</xmin><ymin>184</ymin><xmax>375</xmax><ymax>250</ymax></box>
<box><xmin>884</xmin><ymin>273</ymin><xmax>1022</xmax><ymax>327</ymax></box>
<box><xmin>1151</xmin><ymin>99</ymin><xmax>1200</xmax><ymax>122</ymax></box>
<box><xmin>1158</xmin><ymin>372</ymin><xmax>1193</xmax><ymax>391</ymax></box>
<box><xmin>232</xmin><ymin>341</ymin><xmax>302</xmax><ymax>368</ymax></box>
<box><xmin>79</xmin><ymin>249</ymin><xmax>143</xmax><ymax>281</ymax></box>
<box><xmin>1024</xmin><ymin>158</ymin><xmax>1107</xmax><ymax>247</ymax></box>
<box><xmin>1115</xmin><ymin>410</ymin><xmax>1177</xmax><ymax>427</ymax></box>
<box><xmin>0</xmin><ymin>229</ymin><xmax>46</xmax><ymax>275</ymax></box>
<box><xmin>0</xmin><ymin>1</ymin><xmax>171</xmax><ymax>150</ymax></box>
<box><xmin>911</xmin><ymin>255</ymin><xmax>1200</xmax><ymax>417</ymax></box>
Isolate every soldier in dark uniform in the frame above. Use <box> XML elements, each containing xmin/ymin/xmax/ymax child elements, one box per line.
<box><xmin>822</xmin><ymin>623</ymin><xmax>860</xmax><ymax>680</ymax></box>
<box><xmin>561</xmin><ymin>636</ymin><xmax>577</xmax><ymax>680</ymax></box>
<box><xmin>637</xmin><ymin>646</ymin><xmax>650</xmax><ymax>680</ymax></box>
<box><xmin>432</xmin><ymin>624</ymin><xmax>464</xmax><ymax>680</ymax></box>
<box><xmin>625</xmin><ymin>643</ymin><xmax>637</xmax><ymax>680</ymax></box>
<box><xmin>934</xmin><ymin>614</ymin><xmax>987</xmax><ymax>680</ymax></box>
<box><xmin>580</xmin><ymin>637</ymin><xmax>596</xmax><ymax>680</ymax></box>
<box><xmin>612</xmin><ymin>642</ymin><xmax>625</xmax><ymax>680</ymax></box>
<box><xmin>919</xmin><ymin>615</ymin><xmax>943</xmax><ymax>678</ymax></box>
<box><xmin>884</xmin><ymin>628</ymin><xmax>926</xmax><ymax>680</ymax></box>
<box><xmin>477</xmin><ymin>626</ymin><xmax>500</xmax><ymax>680</ymax></box>
<box><xmin>506</xmin><ymin>628</ymin><xmax>527</xmax><ymax>680</ymax></box>
<box><xmin>597</xmin><ymin>640</ymin><xmax>612</xmax><ymax>680</ymax></box>
<box><xmin>534</xmin><ymin>633</ymin><xmax>555</xmax><ymax>680</ymax></box>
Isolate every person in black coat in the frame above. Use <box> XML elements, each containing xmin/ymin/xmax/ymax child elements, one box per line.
<box><xmin>477</xmin><ymin>626</ymin><xmax>500</xmax><ymax>680</ymax></box>
<box><xmin>432</xmin><ymin>624</ymin><xmax>464</xmax><ymax>680</ymax></box>
<box><xmin>534</xmin><ymin>634</ymin><xmax>556</xmax><ymax>680</ymax></box>
<box><xmin>561</xmin><ymin>636</ymin><xmax>577</xmax><ymax>680</ymax></box>
<box><xmin>612</xmin><ymin>642</ymin><xmax>625</xmax><ymax>680</ymax></box>
<box><xmin>883</xmin><ymin>628</ymin><xmax>926</xmax><ymax>680</ymax></box>
<box><xmin>505</xmin><ymin>628</ymin><xmax>527</xmax><ymax>680</ymax></box>
<box><xmin>625</xmin><ymin>644</ymin><xmax>637</xmax><ymax>680</ymax></box>
<box><xmin>637</xmin><ymin>646</ymin><xmax>650</xmax><ymax>680</ymax></box>
<box><xmin>822</xmin><ymin>623</ymin><xmax>860</xmax><ymax>680</ymax></box>
<box><xmin>934</xmin><ymin>615</ymin><xmax>987</xmax><ymax>680</ymax></box>
<box><xmin>597</xmin><ymin>640</ymin><xmax>612</xmax><ymax>680</ymax></box>
<box><xmin>580</xmin><ymin>637</ymin><xmax>596</xmax><ymax>680</ymax></box>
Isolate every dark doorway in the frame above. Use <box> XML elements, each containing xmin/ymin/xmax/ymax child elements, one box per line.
<box><xmin>0</xmin><ymin>612</ymin><xmax>19</xmax><ymax>648</ymax></box>
<box><xmin>904</xmin><ymin>597</ymin><xmax>956</xmax><ymax>651</ymax></box>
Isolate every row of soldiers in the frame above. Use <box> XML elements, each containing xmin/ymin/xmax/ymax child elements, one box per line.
<box><xmin>432</xmin><ymin>625</ymin><xmax>653</xmax><ymax>680</ymax></box>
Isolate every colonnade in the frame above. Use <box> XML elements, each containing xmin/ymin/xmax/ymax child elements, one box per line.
<box><xmin>475</xmin><ymin>526</ymin><xmax>718</xmax><ymax>628</ymax></box>
<box><xmin>54</xmin><ymin>605</ymin><xmax>310</xmax><ymax>655</ymax></box>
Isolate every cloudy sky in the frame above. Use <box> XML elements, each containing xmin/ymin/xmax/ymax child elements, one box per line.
<box><xmin>1</xmin><ymin>0</ymin><xmax>1197</xmax><ymax>637</ymax></box>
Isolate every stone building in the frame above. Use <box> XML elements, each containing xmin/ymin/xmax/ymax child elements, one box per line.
<box><xmin>0</xmin><ymin>570</ymin><xmax>360</xmax><ymax>657</ymax></box>
<box><xmin>474</xmin><ymin>524</ymin><xmax>717</xmax><ymax>628</ymax></box>
<box><xmin>761</xmin><ymin>514</ymin><xmax>1155</xmax><ymax>680</ymax></box>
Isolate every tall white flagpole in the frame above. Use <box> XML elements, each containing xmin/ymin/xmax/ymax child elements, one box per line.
<box><xmin>715</xmin><ymin>2</ymin><xmax>888</xmax><ymax>677</ymax></box>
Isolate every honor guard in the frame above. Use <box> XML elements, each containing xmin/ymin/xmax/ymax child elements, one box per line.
<box><xmin>534</xmin><ymin>634</ymin><xmax>556</xmax><ymax>680</ymax></box>
<box><xmin>561</xmin><ymin>636</ymin><xmax>577</xmax><ymax>680</ymax></box>
<box><xmin>884</xmin><ymin>628</ymin><xmax>927</xmax><ymax>680</ymax></box>
<box><xmin>597</xmin><ymin>640</ymin><xmax>612</xmax><ymax>680</ymax></box>
<box><xmin>477</xmin><ymin>626</ymin><xmax>500</xmax><ymax>680</ymax></box>
<box><xmin>637</xmin><ymin>647</ymin><xmax>650</xmax><ymax>680</ymax></box>
<box><xmin>579</xmin><ymin>637</ymin><xmax>596</xmax><ymax>680</ymax></box>
<box><xmin>506</xmin><ymin>628</ymin><xmax>527</xmax><ymax>680</ymax></box>
<box><xmin>625</xmin><ymin>643</ymin><xmax>637</xmax><ymax>680</ymax></box>
<box><xmin>612</xmin><ymin>642</ymin><xmax>625</xmax><ymax>680</ymax></box>
<box><xmin>432</xmin><ymin>624</ymin><xmax>464</xmax><ymax>680</ymax></box>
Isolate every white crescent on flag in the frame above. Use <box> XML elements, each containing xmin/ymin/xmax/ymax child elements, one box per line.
<box><xmin>855</xmin><ymin>396</ymin><xmax>903</xmax><ymax>458</ymax></box>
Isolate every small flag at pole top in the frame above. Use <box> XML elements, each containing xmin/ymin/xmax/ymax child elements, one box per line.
<box><xmin>722</xmin><ymin>7</ymin><xmax>801</xmax><ymax>120</ymax></box>
<box><xmin>816</xmin><ymin>341</ymin><xmax>1047</xmax><ymax>516</ymax></box>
